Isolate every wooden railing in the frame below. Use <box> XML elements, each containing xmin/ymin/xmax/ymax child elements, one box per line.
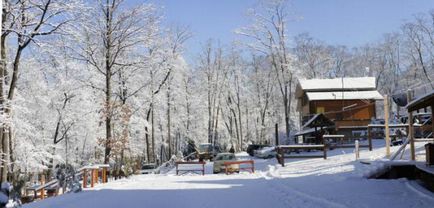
<box><xmin>80</xmin><ymin>164</ymin><xmax>110</xmax><ymax>188</ymax></box>
<box><xmin>24</xmin><ymin>164</ymin><xmax>110</xmax><ymax>202</ymax></box>
<box><xmin>276</xmin><ymin>144</ymin><xmax>327</xmax><ymax>167</ymax></box>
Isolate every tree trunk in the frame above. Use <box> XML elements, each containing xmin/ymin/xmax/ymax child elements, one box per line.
<box><xmin>167</xmin><ymin>86</ymin><xmax>171</xmax><ymax>157</ymax></box>
<box><xmin>213</xmin><ymin>105</ymin><xmax>220</xmax><ymax>146</ymax></box>
<box><xmin>151</xmin><ymin>104</ymin><xmax>155</xmax><ymax>162</ymax></box>
<box><xmin>145</xmin><ymin>108</ymin><xmax>151</xmax><ymax>162</ymax></box>
<box><xmin>103</xmin><ymin>0</ymin><xmax>113</xmax><ymax>164</ymax></box>
<box><xmin>0</xmin><ymin>33</ymin><xmax>6</xmax><ymax>183</ymax></box>
<box><xmin>1</xmin><ymin>128</ymin><xmax>9</xmax><ymax>182</ymax></box>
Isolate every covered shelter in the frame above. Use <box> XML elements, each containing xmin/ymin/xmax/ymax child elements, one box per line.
<box><xmin>406</xmin><ymin>90</ymin><xmax>434</xmax><ymax>161</ymax></box>
<box><xmin>295</xmin><ymin>113</ymin><xmax>334</xmax><ymax>144</ymax></box>
<box><xmin>302</xmin><ymin>113</ymin><xmax>335</xmax><ymax>129</ymax></box>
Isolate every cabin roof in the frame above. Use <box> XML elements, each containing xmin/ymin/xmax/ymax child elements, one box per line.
<box><xmin>306</xmin><ymin>90</ymin><xmax>384</xmax><ymax>101</ymax></box>
<box><xmin>296</xmin><ymin>77</ymin><xmax>377</xmax><ymax>97</ymax></box>
<box><xmin>301</xmin><ymin>114</ymin><xmax>335</xmax><ymax>129</ymax></box>
<box><xmin>406</xmin><ymin>90</ymin><xmax>434</xmax><ymax>112</ymax></box>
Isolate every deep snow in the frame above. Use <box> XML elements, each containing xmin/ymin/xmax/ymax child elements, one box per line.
<box><xmin>24</xmin><ymin>141</ymin><xmax>434</xmax><ymax>208</ymax></box>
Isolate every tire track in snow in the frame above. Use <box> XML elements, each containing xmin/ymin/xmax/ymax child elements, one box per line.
<box><xmin>261</xmin><ymin>165</ymin><xmax>347</xmax><ymax>208</ymax></box>
<box><xmin>265</xmin><ymin>178</ymin><xmax>347</xmax><ymax>208</ymax></box>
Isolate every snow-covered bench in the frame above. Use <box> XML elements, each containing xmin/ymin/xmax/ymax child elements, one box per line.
<box><xmin>175</xmin><ymin>161</ymin><xmax>206</xmax><ymax>175</ymax></box>
<box><xmin>276</xmin><ymin>145</ymin><xmax>327</xmax><ymax>167</ymax></box>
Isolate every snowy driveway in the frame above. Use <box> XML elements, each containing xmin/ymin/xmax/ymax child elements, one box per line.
<box><xmin>24</xmin><ymin>143</ymin><xmax>434</xmax><ymax>208</ymax></box>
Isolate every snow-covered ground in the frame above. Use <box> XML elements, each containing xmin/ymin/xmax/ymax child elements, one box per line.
<box><xmin>24</xmin><ymin>141</ymin><xmax>434</xmax><ymax>208</ymax></box>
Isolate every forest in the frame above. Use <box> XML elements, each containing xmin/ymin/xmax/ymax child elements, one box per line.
<box><xmin>0</xmin><ymin>0</ymin><xmax>433</xmax><ymax>186</ymax></box>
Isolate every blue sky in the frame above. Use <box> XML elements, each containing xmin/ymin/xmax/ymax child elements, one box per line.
<box><xmin>141</xmin><ymin>0</ymin><xmax>434</xmax><ymax>62</ymax></box>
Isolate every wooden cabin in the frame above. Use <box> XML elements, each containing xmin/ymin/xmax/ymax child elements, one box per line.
<box><xmin>296</xmin><ymin>77</ymin><xmax>384</xmax><ymax>131</ymax></box>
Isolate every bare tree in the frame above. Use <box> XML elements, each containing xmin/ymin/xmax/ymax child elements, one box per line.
<box><xmin>294</xmin><ymin>33</ymin><xmax>333</xmax><ymax>78</ymax></box>
<box><xmin>0</xmin><ymin>0</ymin><xmax>77</xmax><ymax>183</ymax></box>
<box><xmin>73</xmin><ymin>0</ymin><xmax>158</xmax><ymax>164</ymax></box>
<box><xmin>237</xmin><ymin>0</ymin><xmax>296</xmax><ymax>142</ymax></box>
<box><xmin>402</xmin><ymin>15</ymin><xmax>434</xmax><ymax>89</ymax></box>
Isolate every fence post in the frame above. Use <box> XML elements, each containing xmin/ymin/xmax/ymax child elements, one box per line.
<box><xmin>408</xmin><ymin>90</ymin><xmax>415</xmax><ymax>161</ymax></box>
<box><xmin>322</xmin><ymin>136</ymin><xmax>327</xmax><ymax>159</ymax></box>
<box><xmin>83</xmin><ymin>169</ymin><xmax>87</xmax><ymax>188</ymax></box>
<box><xmin>323</xmin><ymin>145</ymin><xmax>327</xmax><ymax>159</ymax></box>
<box><xmin>355</xmin><ymin>140</ymin><xmax>360</xmax><ymax>160</ymax></box>
<box><xmin>278</xmin><ymin>147</ymin><xmax>284</xmax><ymax>167</ymax></box>
<box><xmin>275</xmin><ymin>123</ymin><xmax>279</xmax><ymax>146</ymax></box>
<box><xmin>102</xmin><ymin>167</ymin><xmax>107</xmax><ymax>183</ymax></box>
<box><xmin>368</xmin><ymin>126</ymin><xmax>372</xmax><ymax>151</ymax></box>
<box><xmin>91</xmin><ymin>169</ymin><xmax>95</xmax><ymax>188</ymax></box>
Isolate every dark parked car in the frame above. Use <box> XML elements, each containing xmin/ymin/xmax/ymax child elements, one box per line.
<box><xmin>246</xmin><ymin>144</ymin><xmax>270</xmax><ymax>156</ymax></box>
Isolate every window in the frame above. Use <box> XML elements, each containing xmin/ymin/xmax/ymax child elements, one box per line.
<box><xmin>316</xmin><ymin>107</ymin><xmax>325</xmax><ymax>114</ymax></box>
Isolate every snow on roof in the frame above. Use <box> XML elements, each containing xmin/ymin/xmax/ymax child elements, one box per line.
<box><xmin>306</xmin><ymin>90</ymin><xmax>384</xmax><ymax>101</ymax></box>
<box><xmin>296</xmin><ymin>77</ymin><xmax>377</xmax><ymax>97</ymax></box>
<box><xmin>299</xmin><ymin>77</ymin><xmax>376</xmax><ymax>90</ymax></box>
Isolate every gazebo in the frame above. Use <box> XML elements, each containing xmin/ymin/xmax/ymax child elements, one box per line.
<box><xmin>297</xmin><ymin>113</ymin><xmax>335</xmax><ymax>144</ymax></box>
<box><xmin>406</xmin><ymin>90</ymin><xmax>434</xmax><ymax>161</ymax></box>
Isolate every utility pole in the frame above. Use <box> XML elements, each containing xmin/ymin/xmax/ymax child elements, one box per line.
<box><xmin>384</xmin><ymin>95</ymin><xmax>390</xmax><ymax>158</ymax></box>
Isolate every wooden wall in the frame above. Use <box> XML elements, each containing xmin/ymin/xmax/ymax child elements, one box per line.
<box><xmin>308</xmin><ymin>100</ymin><xmax>376</xmax><ymax>125</ymax></box>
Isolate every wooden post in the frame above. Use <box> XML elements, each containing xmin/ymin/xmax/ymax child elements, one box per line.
<box><xmin>275</xmin><ymin>123</ymin><xmax>279</xmax><ymax>146</ymax></box>
<box><xmin>91</xmin><ymin>169</ymin><xmax>95</xmax><ymax>188</ymax></box>
<box><xmin>431</xmin><ymin>105</ymin><xmax>434</xmax><ymax>137</ymax></box>
<box><xmin>409</xmin><ymin>110</ymin><xmax>415</xmax><ymax>160</ymax></box>
<box><xmin>102</xmin><ymin>167</ymin><xmax>107</xmax><ymax>183</ymax></box>
<box><xmin>355</xmin><ymin>140</ymin><xmax>360</xmax><ymax>160</ymax></box>
<box><xmin>323</xmin><ymin>145</ymin><xmax>327</xmax><ymax>159</ymax></box>
<box><xmin>83</xmin><ymin>169</ymin><xmax>87</xmax><ymax>188</ymax></box>
<box><xmin>322</xmin><ymin>135</ymin><xmax>327</xmax><ymax>159</ymax></box>
<box><xmin>40</xmin><ymin>174</ymin><xmax>45</xmax><ymax>199</ymax></box>
<box><xmin>384</xmin><ymin>95</ymin><xmax>390</xmax><ymax>158</ymax></box>
<box><xmin>368</xmin><ymin>126</ymin><xmax>372</xmax><ymax>151</ymax></box>
<box><xmin>104</xmin><ymin>167</ymin><xmax>107</xmax><ymax>182</ymax></box>
<box><xmin>95</xmin><ymin>169</ymin><xmax>99</xmax><ymax>184</ymax></box>
<box><xmin>408</xmin><ymin>90</ymin><xmax>415</xmax><ymax>161</ymax></box>
<box><xmin>98</xmin><ymin>168</ymin><xmax>101</xmax><ymax>184</ymax></box>
<box><xmin>278</xmin><ymin>147</ymin><xmax>284</xmax><ymax>167</ymax></box>
<box><xmin>40</xmin><ymin>188</ymin><xmax>44</xmax><ymax>200</ymax></box>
